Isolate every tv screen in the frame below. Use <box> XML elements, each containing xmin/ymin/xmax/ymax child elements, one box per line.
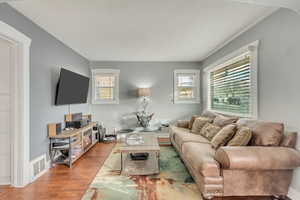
<box><xmin>55</xmin><ymin>68</ymin><xmax>89</xmax><ymax>105</ymax></box>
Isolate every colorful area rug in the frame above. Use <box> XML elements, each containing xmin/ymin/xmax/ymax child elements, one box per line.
<box><xmin>82</xmin><ymin>145</ymin><xmax>202</xmax><ymax>200</ymax></box>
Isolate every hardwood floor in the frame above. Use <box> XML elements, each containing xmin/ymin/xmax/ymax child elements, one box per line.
<box><xmin>0</xmin><ymin>143</ymin><xmax>115</xmax><ymax>200</ymax></box>
<box><xmin>0</xmin><ymin>143</ymin><xmax>291</xmax><ymax>200</ymax></box>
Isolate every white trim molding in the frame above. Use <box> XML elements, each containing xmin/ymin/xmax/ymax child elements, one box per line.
<box><xmin>91</xmin><ymin>68</ymin><xmax>120</xmax><ymax>104</ymax></box>
<box><xmin>173</xmin><ymin>69</ymin><xmax>201</xmax><ymax>104</ymax></box>
<box><xmin>228</xmin><ymin>0</ymin><xmax>300</xmax><ymax>14</ymax></box>
<box><xmin>30</xmin><ymin>154</ymin><xmax>50</xmax><ymax>182</ymax></box>
<box><xmin>0</xmin><ymin>20</ymin><xmax>31</xmax><ymax>187</ymax></box>
<box><xmin>204</xmin><ymin>41</ymin><xmax>259</xmax><ymax>119</ymax></box>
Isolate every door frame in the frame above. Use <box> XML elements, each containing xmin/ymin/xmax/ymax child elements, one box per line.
<box><xmin>0</xmin><ymin>20</ymin><xmax>31</xmax><ymax>187</ymax></box>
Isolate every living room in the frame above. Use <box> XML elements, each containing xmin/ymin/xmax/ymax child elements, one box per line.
<box><xmin>0</xmin><ymin>1</ymin><xmax>300</xmax><ymax>200</ymax></box>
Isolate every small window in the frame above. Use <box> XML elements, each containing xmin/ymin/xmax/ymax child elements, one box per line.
<box><xmin>92</xmin><ymin>69</ymin><xmax>120</xmax><ymax>104</ymax></box>
<box><xmin>174</xmin><ymin>70</ymin><xmax>200</xmax><ymax>104</ymax></box>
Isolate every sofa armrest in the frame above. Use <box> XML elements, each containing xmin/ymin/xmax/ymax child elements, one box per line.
<box><xmin>215</xmin><ymin>146</ymin><xmax>300</xmax><ymax>170</ymax></box>
<box><xmin>176</xmin><ymin>120</ymin><xmax>190</xmax><ymax>129</ymax></box>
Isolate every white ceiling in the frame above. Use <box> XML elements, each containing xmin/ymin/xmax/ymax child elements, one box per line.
<box><xmin>8</xmin><ymin>0</ymin><xmax>276</xmax><ymax>61</ymax></box>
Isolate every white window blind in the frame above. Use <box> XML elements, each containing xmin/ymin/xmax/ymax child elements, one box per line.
<box><xmin>92</xmin><ymin>69</ymin><xmax>119</xmax><ymax>104</ymax></box>
<box><xmin>174</xmin><ymin>70</ymin><xmax>200</xmax><ymax>104</ymax></box>
<box><xmin>95</xmin><ymin>75</ymin><xmax>115</xmax><ymax>100</ymax></box>
<box><xmin>209</xmin><ymin>52</ymin><xmax>251</xmax><ymax>115</ymax></box>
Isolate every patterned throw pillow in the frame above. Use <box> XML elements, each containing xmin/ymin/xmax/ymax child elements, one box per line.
<box><xmin>191</xmin><ymin>117</ymin><xmax>213</xmax><ymax>134</ymax></box>
<box><xmin>200</xmin><ymin>123</ymin><xmax>222</xmax><ymax>141</ymax></box>
<box><xmin>188</xmin><ymin>115</ymin><xmax>201</xmax><ymax>129</ymax></box>
<box><xmin>211</xmin><ymin>124</ymin><xmax>237</xmax><ymax>149</ymax></box>
<box><xmin>227</xmin><ymin>126</ymin><xmax>252</xmax><ymax>146</ymax></box>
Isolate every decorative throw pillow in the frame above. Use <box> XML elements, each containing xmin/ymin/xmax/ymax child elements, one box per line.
<box><xmin>280</xmin><ymin>132</ymin><xmax>297</xmax><ymax>148</ymax></box>
<box><xmin>199</xmin><ymin>123</ymin><xmax>210</xmax><ymax>137</ymax></box>
<box><xmin>211</xmin><ymin>124</ymin><xmax>237</xmax><ymax>149</ymax></box>
<box><xmin>213</xmin><ymin>115</ymin><xmax>238</xmax><ymax>127</ymax></box>
<box><xmin>200</xmin><ymin>123</ymin><xmax>222</xmax><ymax>141</ymax></box>
<box><xmin>188</xmin><ymin>115</ymin><xmax>201</xmax><ymax>129</ymax></box>
<box><xmin>191</xmin><ymin>117</ymin><xmax>213</xmax><ymax>134</ymax></box>
<box><xmin>236</xmin><ymin>119</ymin><xmax>284</xmax><ymax>146</ymax></box>
<box><xmin>227</xmin><ymin>126</ymin><xmax>252</xmax><ymax>146</ymax></box>
<box><xmin>251</xmin><ymin>122</ymin><xmax>284</xmax><ymax>146</ymax></box>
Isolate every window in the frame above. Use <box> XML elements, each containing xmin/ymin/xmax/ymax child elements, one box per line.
<box><xmin>206</xmin><ymin>41</ymin><xmax>258</xmax><ymax>118</ymax></box>
<box><xmin>92</xmin><ymin>69</ymin><xmax>120</xmax><ymax>104</ymax></box>
<box><xmin>174</xmin><ymin>70</ymin><xmax>200</xmax><ymax>104</ymax></box>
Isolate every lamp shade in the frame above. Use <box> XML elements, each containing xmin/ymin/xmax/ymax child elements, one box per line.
<box><xmin>138</xmin><ymin>88</ymin><xmax>151</xmax><ymax>97</ymax></box>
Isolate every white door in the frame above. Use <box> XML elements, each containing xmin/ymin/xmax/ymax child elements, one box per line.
<box><xmin>0</xmin><ymin>38</ymin><xmax>11</xmax><ymax>185</ymax></box>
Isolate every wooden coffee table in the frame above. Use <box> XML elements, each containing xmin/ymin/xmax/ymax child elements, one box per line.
<box><xmin>120</xmin><ymin>134</ymin><xmax>160</xmax><ymax>175</ymax></box>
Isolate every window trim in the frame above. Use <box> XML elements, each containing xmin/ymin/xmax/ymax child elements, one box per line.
<box><xmin>91</xmin><ymin>68</ymin><xmax>120</xmax><ymax>104</ymax></box>
<box><xmin>174</xmin><ymin>69</ymin><xmax>200</xmax><ymax>104</ymax></box>
<box><xmin>204</xmin><ymin>41</ymin><xmax>259</xmax><ymax>119</ymax></box>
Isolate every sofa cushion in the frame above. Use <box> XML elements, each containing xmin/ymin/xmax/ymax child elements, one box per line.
<box><xmin>200</xmin><ymin>123</ymin><xmax>222</xmax><ymax>141</ymax></box>
<box><xmin>237</xmin><ymin>119</ymin><xmax>284</xmax><ymax>146</ymax></box>
<box><xmin>170</xmin><ymin>125</ymin><xmax>190</xmax><ymax>136</ymax></box>
<box><xmin>188</xmin><ymin>115</ymin><xmax>201</xmax><ymax>129</ymax></box>
<box><xmin>174</xmin><ymin>131</ymin><xmax>210</xmax><ymax>150</ymax></box>
<box><xmin>201</xmin><ymin>110</ymin><xmax>218</xmax><ymax>119</ymax></box>
<box><xmin>227</xmin><ymin>126</ymin><xmax>252</xmax><ymax>146</ymax></box>
<box><xmin>182</xmin><ymin>142</ymin><xmax>220</xmax><ymax>177</ymax></box>
<box><xmin>170</xmin><ymin>126</ymin><xmax>189</xmax><ymax>139</ymax></box>
<box><xmin>280</xmin><ymin>132</ymin><xmax>297</xmax><ymax>148</ymax></box>
<box><xmin>213</xmin><ymin>115</ymin><xmax>238</xmax><ymax>127</ymax></box>
<box><xmin>191</xmin><ymin>117</ymin><xmax>213</xmax><ymax>134</ymax></box>
<box><xmin>211</xmin><ymin>124</ymin><xmax>237</xmax><ymax>149</ymax></box>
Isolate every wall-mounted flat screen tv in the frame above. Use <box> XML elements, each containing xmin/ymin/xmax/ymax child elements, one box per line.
<box><xmin>55</xmin><ymin>68</ymin><xmax>89</xmax><ymax>105</ymax></box>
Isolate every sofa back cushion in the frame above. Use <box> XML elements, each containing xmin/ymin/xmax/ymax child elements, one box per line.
<box><xmin>191</xmin><ymin>117</ymin><xmax>213</xmax><ymax>134</ymax></box>
<box><xmin>237</xmin><ymin>119</ymin><xmax>284</xmax><ymax>146</ymax></box>
<box><xmin>227</xmin><ymin>126</ymin><xmax>252</xmax><ymax>146</ymax></box>
<box><xmin>201</xmin><ymin>110</ymin><xmax>218</xmax><ymax>119</ymax></box>
<box><xmin>211</xmin><ymin>124</ymin><xmax>237</xmax><ymax>149</ymax></box>
<box><xmin>280</xmin><ymin>132</ymin><xmax>297</xmax><ymax>148</ymax></box>
<box><xmin>188</xmin><ymin>115</ymin><xmax>201</xmax><ymax>129</ymax></box>
<box><xmin>200</xmin><ymin>123</ymin><xmax>222</xmax><ymax>141</ymax></box>
<box><xmin>213</xmin><ymin>114</ymin><xmax>238</xmax><ymax>127</ymax></box>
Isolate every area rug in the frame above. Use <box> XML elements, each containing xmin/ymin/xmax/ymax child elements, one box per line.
<box><xmin>81</xmin><ymin>144</ymin><xmax>202</xmax><ymax>200</ymax></box>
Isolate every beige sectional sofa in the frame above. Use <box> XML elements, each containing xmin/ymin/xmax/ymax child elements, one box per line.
<box><xmin>170</xmin><ymin>111</ymin><xmax>300</xmax><ymax>199</ymax></box>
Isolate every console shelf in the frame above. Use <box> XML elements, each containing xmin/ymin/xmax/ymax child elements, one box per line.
<box><xmin>49</xmin><ymin>122</ymin><xmax>98</xmax><ymax>168</ymax></box>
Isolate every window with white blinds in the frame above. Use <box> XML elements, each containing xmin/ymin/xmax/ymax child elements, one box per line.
<box><xmin>95</xmin><ymin>75</ymin><xmax>115</xmax><ymax>100</ymax></box>
<box><xmin>209</xmin><ymin>52</ymin><xmax>253</xmax><ymax>116</ymax></box>
<box><xmin>174</xmin><ymin>70</ymin><xmax>200</xmax><ymax>104</ymax></box>
<box><xmin>92</xmin><ymin>69</ymin><xmax>120</xmax><ymax>104</ymax></box>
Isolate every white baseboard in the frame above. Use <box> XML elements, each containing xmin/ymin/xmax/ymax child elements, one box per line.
<box><xmin>31</xmin><ymin>161</ymin><xmax>51</xmax><ymax>183</ymax></box>
<box><xmin>288</xmin><ymin>187</ymin><xmax>300</xmax><ymax>200</ymax></box>
<box><xmin>0</xmin><ymin>176</ymin><xmax>10</xmax><ymax>185</ymax></box>
<box><xmin>30</xmin><ymin>154</ymin><xmax>51</xmax><ymax>183</ymax></box>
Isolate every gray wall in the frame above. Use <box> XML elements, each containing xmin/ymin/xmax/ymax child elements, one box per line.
<box><xmin>201</xmin><ymin>8</ymin><xmax>300</xmax><ymax>194</ymax></box>
<box><xmin>90</xmin><ymin>61</ymin><xmax>201</xmax><ymax>132</ymax></box>
<box><xmin>0</xmin><ymin>3</ymin><xmax>90</xmax><ymax>160</ymax></box>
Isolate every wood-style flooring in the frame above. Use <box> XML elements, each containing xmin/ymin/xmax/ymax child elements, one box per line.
<box><xmin>0</xmin><ymin>143</ymin><xmax>291</xmax><ymax>200</ymax></box>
